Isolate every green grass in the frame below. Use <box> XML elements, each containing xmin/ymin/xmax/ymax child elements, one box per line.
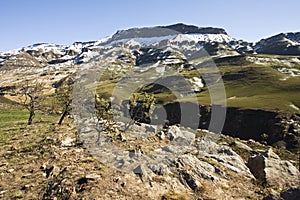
<box><xmin>219</xmin><ymin>63</ymin><xmax>300</xmax><ymax>113</ymax></box>
<box><xmin>0</xmin><ymin>108</ymin><xmax>28</xmax><ymax>129</ymax></box>
<box><xmin>0</xmin><ymin>106</ymin><xmax>59</xmax><ymax>143</ymax></box>
<box><xmin>93</xmin><ymin>54</ymin><xmax>300</xmax><ymax>114</ymax></box>
<box><xmin>177</xmin><ymin>57</ymin><xmax>300</xmax><ymax>113</ymax></box>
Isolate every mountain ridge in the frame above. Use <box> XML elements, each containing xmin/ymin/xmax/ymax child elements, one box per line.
<box><xmin>1</xmin><ymin>23</ymin><xmax>299</xmax><ymax>56</ymax></box>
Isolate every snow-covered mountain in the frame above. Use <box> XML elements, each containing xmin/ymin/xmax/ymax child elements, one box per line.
<box><xmin>1</xmin><ymin>23</ymin><xmax>298</xmax><ymax>70</ymax></box>
<box><xmin>254</xmin><ymin>32</ymin><xmax>300</xmax><ymax>55</ymax></box>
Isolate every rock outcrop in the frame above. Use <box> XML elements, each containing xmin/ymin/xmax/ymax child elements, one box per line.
<box><xmin>163</xmin><ymin>102</ymin><xmax>300</xmax><ymax>152</ymax></box>
<box><xmin>247</xmin><ymin>148</ymin><xmax>300</xmax><ymax>189</ymax></box>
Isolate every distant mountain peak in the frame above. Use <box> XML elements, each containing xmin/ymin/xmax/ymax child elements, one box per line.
<box><xmin>159</xmin><ymin>23</ymin><xmax>227</xmax><ymax>35</ymax></box>
<box><xmin>1</xmin><ymin>24</ymin><xmax>300</xmax><ymax>58</ymax></box>
<box><xmin>111</xmin><ymin>23</ymin><xmax>228</xmax><ymax>41</ymax></box>
<box><xmin>254</xmin><ymin>31</ymin><xmax>300</xmax><ymax>55</ymax></box>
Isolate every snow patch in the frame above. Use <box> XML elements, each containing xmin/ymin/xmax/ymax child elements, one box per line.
<box><xmin>171</xmin><ymin>33</ymin><xmax>233</xmax><ymax>44</ymax></box>
<box><xmin>108</xmin><ymin>35</ymin><xmax>176</xmax><ymax>46</ymax></box>
<box><xmin>189</xmin><ymin>77</ymin><xmax>204</xmax><ymax>92</ymax></box>
<box><xmin>276</xmin><ymin>67</ymin><xmax>300</xmax><ymax>77</ymax></box>
<box><xmin>289</xmin><ymin>103</ymin><xmax>300</xmax><ymax>111</ymax></box>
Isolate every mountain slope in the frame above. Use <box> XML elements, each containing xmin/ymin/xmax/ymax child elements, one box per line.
<box><xmin>0</xmin><ymin>23</ymin><xmax>299</xmax><ymax>141</ymax></box>
<box><xmin>254</xmin><ymin>32</ymin><xmax>300</xmax><ymax>55</ymax></box>
<box><xmin>0</xmin><ymin>23</ymin><xmax>299</xmax><ymax>199</ymax></box>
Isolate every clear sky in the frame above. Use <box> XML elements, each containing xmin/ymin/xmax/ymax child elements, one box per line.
<box><xmin>0</xmin><ymin>0</ymin><xmax>299</xmax><ymax>52</ymax></box>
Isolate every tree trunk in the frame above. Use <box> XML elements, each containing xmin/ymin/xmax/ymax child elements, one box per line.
<box><xmin>58</xmin><ymin>109</ymin><xmax>68</xmax><ymax>125</ymax></box>
<box><xmin>27</xmin><ymin>111</ymin><xmax>35</xmax><ymax>125</ymax></box>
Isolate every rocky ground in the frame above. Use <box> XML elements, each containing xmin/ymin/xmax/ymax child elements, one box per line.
<box><xmin>0</xmin><ymin>104</ymin><xmax>299</xmax><ymax>199</ymax></box>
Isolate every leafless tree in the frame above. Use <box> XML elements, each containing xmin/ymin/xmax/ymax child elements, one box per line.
<box><xmin>55</xmin><ymin>78</ymin><xmax>74</xmax><ymax>125</ymax></box>
<box><xmin>16</xmin><ymin>81</ymin><xmax>44</xmax><ymax>125</ymax></box>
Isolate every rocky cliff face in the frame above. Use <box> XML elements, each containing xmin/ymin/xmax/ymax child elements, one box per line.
<box><xmin>161</xmin><ymin>103</ymin><xmax>300</xmax><ymax>152</ymax></box>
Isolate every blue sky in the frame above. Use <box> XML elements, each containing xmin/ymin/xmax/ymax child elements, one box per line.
<box><xmin>0</xmin><ymin>0</ymin><xmax>299</xmax><ymax>52</ymax></box>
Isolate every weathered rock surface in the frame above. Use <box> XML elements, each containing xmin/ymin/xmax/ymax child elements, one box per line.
<box><xmin>248</xmin><ymin>148</ymin><xmax>300</xmax><ymax>189</ymax></box>
<box><xmin>149</xmin><ymin>163</ymin><xmax>169</xmax><ymax>176</ymax></box>
<box><xmin>168</xmin><ymin>125</ymin><xmax>195</xmax><ymax>146</ymax></box>
<box><xmin>230</xmin><ymin>140</ymin><xmax>253</xmax><ymax>151</ymax></box>
<box><xmin>196</xmin><ymin>139</ymin><xmax>254</xmax><ymax>178</ymax></box>
<box><xmin>176</xmin><ymin>154</ymin><xmax>220</xmax><ymax>182</ymax></box>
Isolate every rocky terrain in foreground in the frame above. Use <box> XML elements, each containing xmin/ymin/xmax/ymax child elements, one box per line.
<box><xmin>0</xmin><ymin>23</ymin><xmax>299</xmax><ymax>199</ymax></box>
<box><xmin>0</xmin><ymin>111</ymin><xmax>299</xmax><ymax>199</ymax></box>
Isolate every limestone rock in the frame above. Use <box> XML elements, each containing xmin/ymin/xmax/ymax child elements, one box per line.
<box><xmin>177</xmin><ymin>154</ymin><xmax>219</xmax><ymax>181</ymax></box>
<box><xmin>247</xmin><ymin>148</ymin><xmax>300</xmax><ymax>189</ymax></box>
<box><xmin>61</xmin><ymin>137</ymin><xmax>76</xmax><ymax>147</ymax></box>
<box><xmin>156</xmin><ymin>131</ymin><xmax>165</xmax><ymax>140</ymax></box>
<box><xmin>196</xmin><ymin>140</ymin><xmax>254</xmax><ymax>178</ymax></box>
<box><xmin>85</xmin><ymin>173</ymin><xmax>101</xmax><ymax>180</ymax></box>
<box><xmin>133</xmin><ymin>165</ymin><xmax>148</xmax><ymax>179</ymax></box>
<box><xmin>149</xmin><ymin>163</ymin><xmax>169</xmax><ymax>176</ymax></box>
<box><xmin>168</xmin><ymin>126</ymin><xmax>195</xmax><ymax>146</ymax></box>
<box><xmin>179</xmin><ymin>170</ymin><xmax>201</xmax><ymax>191</ymax></box>
<box><xmin>231</xmin><ymin>141</ymin><xmax>253</xmax><ymax>151</ymax></box>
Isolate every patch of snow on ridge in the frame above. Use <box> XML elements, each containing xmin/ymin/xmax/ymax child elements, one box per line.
<box><xmin>0</xmin><ymin>48</ymin><xmax>22</xmax><ymax>56</ymax></box>
<box><xmin>276</xmin><ymin>67</ymin><xmax>300</xmax><ymax>77</ymax></box>
<box><xmin>246</xmin><ymin>56</ymin><xmax>299</xmax><ymax>67</ymax></box>
<box><xmin>171</xmin><ymin>34</ymin><xmax>233</xmax><ymax>44</ymax></box>
<box><xmin>1</xmin><ymin>43</ymin><xmax>67</xmax><ymax>56</ymax></box>
<box><xmin>125</xmin><ymin>39</ymin><xmax>141</xmax><ymax>47</ymax></box>
<box><xmin>289</xmin><ymin>103</ymin><xmax>300</xmax><ymax>111</ymax></box>
<box><xmin>108</xmin><ymin>35</ymin><xmax>176</xmax><ymax>46</ymax></box>
<box><xmin>283</xmin><ymin>37</ymin><xmax>300</xmax><ymax>46</ymax></box>
<box><xmin>26</xmin><ymin>43</ymin><xmax>66</xmax><ymax>52</ymax></box>
<box><xmin>75</xmin><ymin>51</ymin><xmax>99</xmax><ymax>64</ymax></box>
<box><xmin>94</xmin><ymin>36</ymin><xmax>113</xmax><ymax>46</ymax></box>
<box><xmin>105</xmin><ymin>33</ymin><xmax>234</xmax><ymax>47</ymax></box>
<box><xmin>189</xmin><ymin>77</ymin><xmax>204</xmax><ymax>92</ymax></box>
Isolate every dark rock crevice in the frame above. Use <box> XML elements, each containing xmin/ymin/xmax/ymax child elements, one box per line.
<box><xmin>149</xmin><ymin>102</ymin><xmax>299</xmax><ymax>151</ymax></box>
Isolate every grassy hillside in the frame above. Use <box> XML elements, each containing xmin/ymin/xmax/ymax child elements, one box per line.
<box><xmin>95</xmin><ymin>54</ymin><xmax>300</xmax><ymax>114</ymax></box>
<box><xmin>217</xmin><ymin>55</ymin><xmax>300</xmax><ymax>113</ymax></box>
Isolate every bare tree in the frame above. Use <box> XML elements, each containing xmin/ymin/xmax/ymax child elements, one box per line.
<box><xmin>55</xmin><ymin>78</ymin><xmax>74</xmax><ymax>125</ymax></box>
<box><xmin>16</xmin><ymin>81</ymin><xmax>44</xmax><ymax>125</ymax></box>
